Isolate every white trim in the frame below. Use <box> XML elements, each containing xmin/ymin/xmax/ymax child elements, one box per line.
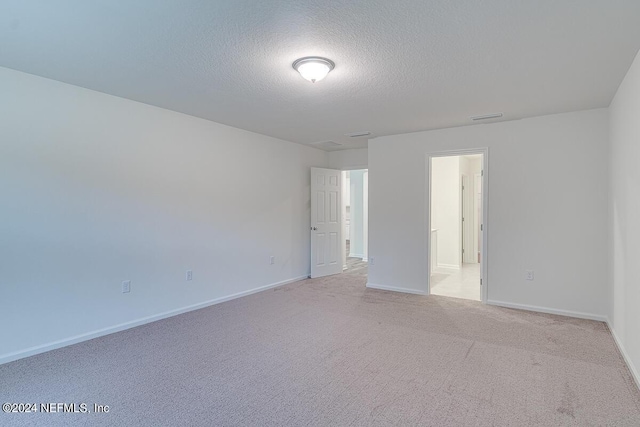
<box><xmin>487</xmin><ymin>299</ymin><xmax>608</xmax><ymax>322</ymax></box>
<box><xmin>426</xmin><ymin>148</ymin><xmax>489</xmax><ymax>303</ymax></box>
<box><xmin>0</xmin><ymin>275</ymin><xmax>308</xmax><ymax>366</ymax></box>
<box><xmin>366</xmin><ymin>282</ymin><xmax>428</xmax><ymax>295</ymax></box>
<box><xmin>606</xmin><ymin>319</ymin><xmax>640</xmax><ymax>392</ymax></box>
<box><xmin>348</xmin><ymin>252</ymin><xmax>365</xmax><ymax>259</ymax></box>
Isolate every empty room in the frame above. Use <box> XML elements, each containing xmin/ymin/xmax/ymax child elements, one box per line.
<box><xmin>2</xmin><ymin>1</ymin><xmax>640</xmax><ymax>426</ymax></box>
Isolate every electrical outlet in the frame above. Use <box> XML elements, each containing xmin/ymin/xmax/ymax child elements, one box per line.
<box><xmin>270</xmin><ymin>256</ymin><xmax>275</xmax><ymax>265</ymax></box>
<box><xmin>186</xmin><ymin>270</ymin><xmax>193</xmax><ymax>281</ymax></box>
<box><xmin>525</xmin><ymin>270</ymin><xmax>534</xmax><ymax>281</ymax></box>
<box><xmin>369</xmin><ymin>257</ymin><xmax>375</xmax><ymax>265</ymax></box>
<box><xmin>122</xmin><ymin>280</ymin><xmax>131</xmax><ymax>293</ymax></box>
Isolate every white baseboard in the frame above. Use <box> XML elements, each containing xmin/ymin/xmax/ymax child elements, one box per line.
<box><xmin>348</xmin><ymin>252</ymin><xmax>364</xmax><ymax>259</ymax></box>
<box><xmin>0</xmin><ymin>275</ymin><xmax>308</xmax><ymax>366</ymax></box>
<box><xmin>366</xmin><ymin>282</ymin><xmax>427</xmax><ymax>296</ymax></box>
<box><xmin>606</xmin><ymin>319</ymin><xmax>640</xmax><ymax>392</ymax></box>
<box><xmin>486</xmin><ymin>299</ymin><xmax>608</xmax><ymax>322</ymax></box>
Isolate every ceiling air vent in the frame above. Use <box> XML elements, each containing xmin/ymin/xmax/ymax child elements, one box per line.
<box><xmin>471</xmin><ymin>113</ymin><xmax>503</xmax><ymax>121</ymax></box>
<box><xmin>309</xmin><ymin>140</ymin><xmax>343</xmax><ymax>148</ymax></box>
<box><xmin>344</xmin><ymin>131</ymin><xmax>371</xmax><ymax>138</ymax></box>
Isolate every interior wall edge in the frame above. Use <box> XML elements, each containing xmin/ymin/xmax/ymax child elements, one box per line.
<box><xmin>486</xmin><ymin>299</ymin><xmax>608</xmax><ymax>322</ymax></box>
<box><xmin>365</xmin><ymin>282</ymin><xmax>428</xmax><ymax>296</ymax></box>
<box><xmin>607</xmin><ymin>319</ymin><xmax>640</xmax><ymax>392</ymax></box>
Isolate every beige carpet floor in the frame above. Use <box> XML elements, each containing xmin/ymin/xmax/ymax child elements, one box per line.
<box><xmin>1</xmin><ymin>274</ymin><xmax>639</xmax><ymax>426</ymax></box>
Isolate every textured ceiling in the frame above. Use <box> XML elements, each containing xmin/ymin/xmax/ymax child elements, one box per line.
<box><xmin>2</xmin><ymin>1</ymin><xmax>640</xmax><ymax>151</ymax></box>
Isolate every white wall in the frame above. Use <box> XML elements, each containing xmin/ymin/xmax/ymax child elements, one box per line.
<box><xmin>328</xmin><ymin>148</ymin><xmax>368</xmax><ymax>170</ymax></box>
<box><xmin>344</xmin><ymin>172</ymin><xmax>352</xmax><ymax>206</ymax></box>
<box><xmin>431</xmin><ymin>156</ymin><xmax>461</xmax><ymax>269</ymax></box>
<box><xmin>349</xmin><ymin>170</ymin><xmax>366</xmax><ymax>258</ymax></box>
<box><xmin>459</xmin><ymin>156</ymin><xmax>483</xmax><ymax>190</ymax></box>
<box><xmin>609</xmin><ymin>49</ymin><xmax>640</xmax><ymax>386</ymax></box>
<box><xmin>0</xmin><ymin>67</ymin><xmax>327</xmax><ymax>363</ymax></box>
<box><xmin>459</xmin><ymin>155</ymin><xmax>470</xmax><ymax>182</ymax></box>
<box><xmin>341</xmin><ymin>171</ymin><xmax>349</xmax><ymax>268</ymax></box>
<box><xmin>460</xmin><ymin>156</ymin><xmax>482</xmax><ymax>263</ymax></box>
<box><xmin>363</xmin><ymin>171</ymin><xmax>369</xmax><ymax>261</ymax></box>
<box><xmin>469</xmin><ymin>157</ymin><xmax>482</xmax><ymax>175</ymax></box>
<box><xmin>368</xmin><ymin>109</ymin><xmax>609</xmax><ymax>318</ymax></box>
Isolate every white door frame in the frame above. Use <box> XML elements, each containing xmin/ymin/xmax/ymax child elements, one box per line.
<box><xmin>425</xmin><ymin>148</ymin><xmax>489</xmax><ymax>303</ymax></box>
<box><xmin>341</xmin><ymin>168</ymin><xmax>369</xmax><ymax>271</ymax></box>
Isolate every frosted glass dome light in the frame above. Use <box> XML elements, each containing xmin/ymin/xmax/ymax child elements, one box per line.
<box><xmin>293</xmin><ymin>57</ymin><xmax>335</xmax><ymax>83</ymax></box>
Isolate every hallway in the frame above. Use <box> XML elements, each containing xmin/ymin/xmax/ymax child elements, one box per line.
<box><xmin>343</xmin><ymin>240</ymin><xmax>367</xmax><ymax>277</ymax></box>
<box><xmin>430</xmin><ymin>264</ymin><xmax>480</xmax><ymax>301</ymax></box>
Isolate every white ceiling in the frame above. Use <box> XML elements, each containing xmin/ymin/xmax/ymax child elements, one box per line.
<box><xmin>2</xmin><ymin>1</ymin><xmax>640</xmax><ymax>151</ymax></box>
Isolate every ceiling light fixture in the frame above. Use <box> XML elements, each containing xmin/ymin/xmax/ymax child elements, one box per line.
<box><xmin>292</xmin><ymin>57</ymin><xmax>335</xmax><ymax>83</ymax></box>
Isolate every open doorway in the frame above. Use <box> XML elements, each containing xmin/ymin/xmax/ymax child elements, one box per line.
<box><xmin>428</xmin><ymin>152</ymin><xmax>486</xmax><ymax>301</ymax></box>
<box><xmin>342</xmin><ymin>169</ymin><xmax>368</xmax><ymax>277</ymax></box>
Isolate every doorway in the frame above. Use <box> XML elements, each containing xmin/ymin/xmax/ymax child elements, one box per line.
<box><xmin>427</xmin><ymin>151</ymin><xmax>487</xmax><ymax>302</ymax></box>
<box><xmin>342</xmin><ymin>169</ymin><xmax>368</xmax><ymax>277</ymax></box>
<box><xmin>309</xmin><ymin>167</ymin><xmax>368</xmax><ymax>280</ymax></box>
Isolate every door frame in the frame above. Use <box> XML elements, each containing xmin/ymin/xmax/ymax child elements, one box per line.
<box><xmin>340</xmin><ymin>168</ymin><xmax>369</xmax><ymax>273</ymax></box>
<box><xmin>425</xmin><ymin>148</ymin><xmax>489</xmax><ymax>303</ymax></box>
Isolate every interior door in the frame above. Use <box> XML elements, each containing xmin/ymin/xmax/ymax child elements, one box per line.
<box><xmin>311</xmin><ymin>167</ymin><xmax>342</xmax><ymax>278</ymax></box>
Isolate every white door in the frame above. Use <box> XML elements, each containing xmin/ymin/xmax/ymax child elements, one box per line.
<box><xmin>311</xmin><ymin>167</ymin><xmax>342</xmax><ymax>278</ymax></box>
